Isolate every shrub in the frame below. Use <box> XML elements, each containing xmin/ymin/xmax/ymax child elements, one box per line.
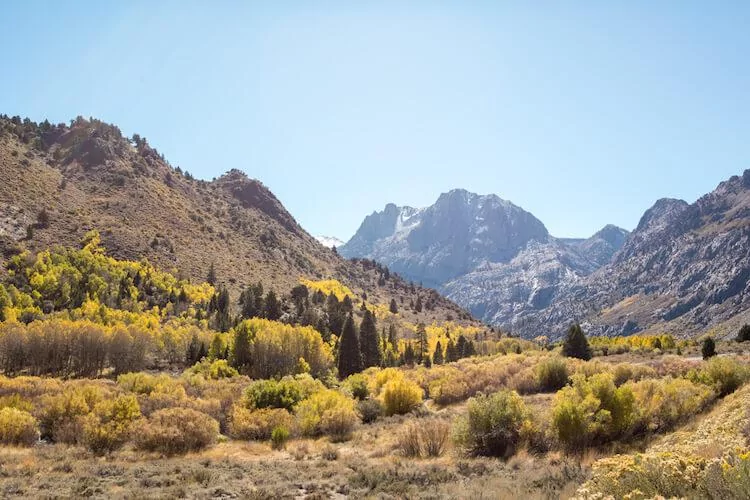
<box><xmin>691</xmin><ymin>356</ymin><xmax>749</xmax><ymax>397</ymax></box>
<box><xmin>187</xmin><ymin>359</ymin><xmax>238</xmax><ymax>380</ymax></box>
<box><xmin>343</xmin><ymin>373</ymin><xmax>370</xmax><ymax>400</ymax></box>
<box><xmin>737</xmin><ymin>324</ymin><xmax>750</xmax><ymax>343</ymax></box>
<box><xmin>38</xmin><ymin>386</ymin><xmax>105</xmax><ymax>443</ymax></box>
<box><xmin>270</xmin><ymin>426</ymin><xmax>289</xmax><ymax>450</ymax></box>
<box><xmin>0</xmin><ymin>407</ymin><xmax>39</xmax><ymax>446</ymax></box>
<box><xmin>453</xmin><ymin>390</ymin><xmax>529</xmax><ymax>457</ymax></box>
<box><xmin>243</xmin><ymin>375</ymin><xmax>323</xmax><ymax>411</ymax></box>
<box><xmin>228</xmin><ymin>406</ymin><xmax>294</xmax><ymax>440</ymax></box>
<box><xmin>535</xmin><ymin>357</ymin><xmax>569</xmax><ymax>392</ymax></box>
<box><xmin>702</xmin><ymin>337</ymin><xmax>716</xmax><ymax>360</ymax></box>
<box><xmin>397</xmin><ymin>423</ymin><xmax>423</xmax><ymax>457</ymax></box>
<box><xmin>134</xmin><ymin>408</ymin><xmax>219</xmax><ymax>455</ymax></box>
<box><xmin>244</xmin><ymin>379</ymin><xmax>304</xmax><ymax>411</ymax></box>
<box><xmin>381</xmin><ymin>378</ymin><xmax>423</xmax><ymax>416</ymax></box>
<box><xmin>357</xmin><ymin>398</ymin><xmax>383</xmax><ymax>424</ymax></box>
<box><xmin>295</xmin><ymin>389</ymin><xmax>358</xmax><ymax>439</ymax></box>
<box><xmin>421</xmin><ymin>419</ymin><xmax>451</xmax><ymax>457</ymax></box>
<box><xmin>629</xmin><ymin>377</ymin><xmax>715</xmax><ymax>433</ymax></box>
<box><xmin>551</xmin><ymin>373</ymin><xmax>636</xmax><ymax>451</ymax></box>
<box><xmin>82</xmin><ymin>394</ymin><xmax>141</xmax><ymax>454</ymax></box>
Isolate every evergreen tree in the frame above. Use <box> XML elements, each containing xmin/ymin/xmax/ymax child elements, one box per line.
<box><xmin>239</xmin><ymin>288</ymin><xmax>258</xmax><ymax>319</ymax></box>
<box><xmin>387</xmin><ymin>323</ymin><xmax>397</xmax><ymax>347</ymax></box>
<box><xmin>423</xmin><ymin>355</ymin><xmax>432</xmax><ymax>368</ymax></box>
<box><xmin>37</xmin><ymin>208</ymin><xmax>50</xmax><ymax>228</ymax></box>
<box><xmin>404</xmin><ymin>342</ymin><xmax>416</xmax><ymax>366</ymax></box>
<box><xmin>456</xmin><ymin>334</ymin><xmax>468</xmax><ymax>358</ymax></box>
<box><xmin>389</xmin><ymin>298</ymin><xmax>398</xmax><ymax>314</ymax></box>
<box><xmin>465</xmin><ymin>340</ymin><xmax>477</xmax><ymax>357</ymax></box>
<box><xmin>445</xmin><ymin>339</ymin><xmax>459</xmax><ymax>363</ymax></box>
<box><xmin>416</xmin><ymin>322</ymin><xmax>428</xmax><ymax>362</ymax></box>
<box><xmin>737</xmin><ymin>324</ymin><xmax>750</xmax><ymax>342</ymax></box>
<box><xmin>562</xmin><ymin>323</ymin><xmax>592</xmax><ymax>360</ymax></box>
<box><xmin>186</xmin><ymin>334</ymin><xmax>205</xmax><ymax>365</ymax></box>
<box><xmin>326</xmin><ymin>294</ymin><xmax>345</xmax><ymax>336</ymax></box>
<box><xmin>414</xmin><ymin>296</ymin><xmax>423</xmax><ymax>312</ymax></box>
<box><xmin>231</xmin><ymin>322</ymin><xmax>253</xmax><ymax>373</ymax></box>
<box><xmin>206</xmin><ymin>263</ymin><xmax>217</xmax><ymax>286</ymax></box>
<box><xmin>338</xmin><ymin>313</ymin><xmax>362</xmax><ymax>378</ymax></box>
<box><xmin>264</xmin><ymin>291</ymin><xmax>281</xmax><ymax>320</ymax></box>
<box><xmin>702</xmin><ymin>336</ymin><xmax>716</xmax><ymax>359</ymax></box>
<box><xmin>359</xmin><ymin>310</ymin><xmax>381</xmax><ymax>368</ymax></box>
<box><xmin>432</xmin><ymin>341</ymin><xmax>444</xmax><ymax>365</ymax></box>
<box><xmin>290</xmin><ymin>284</ymin><xmax>309</xmax><ymax>315</ymax></box>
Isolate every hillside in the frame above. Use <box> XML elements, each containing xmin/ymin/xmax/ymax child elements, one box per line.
<box><xmin>529</xmin><ymin>170</ymin><xmax>750</xmax><ymax>338</ymax></box>
<box><xmin>0</xmin><ymin>115</ymin><xmax>475</xmax><ymax>327</ymax></box>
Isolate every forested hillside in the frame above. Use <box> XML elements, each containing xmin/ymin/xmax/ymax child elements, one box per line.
<box><xmin>0</xmin><ymin>115</ymin><xmax>475</xmax><ymax>329</ymax></box>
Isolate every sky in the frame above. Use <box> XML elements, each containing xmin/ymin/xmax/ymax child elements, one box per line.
<box><xmin>2</xmin><ymin>2</ymin><xmax>750</xmax><ymax>241</ymax></box>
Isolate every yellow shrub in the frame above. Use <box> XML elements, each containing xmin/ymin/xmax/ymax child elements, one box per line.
<box><xmin>228</xmin><ymin>406</ymin><xmax>295</xmax><ymax>440</ymax></box>
<box><xmin>37</xmin><ymin>385</ymin><xmax>106</xmax><ymax>442</ymax></box>
<box><xmin>134</xmin><ymin>408</ymin><xmax>219</xmax><ymax>455</ymax></box>
<box><xmin>82</xmin><ymin>394</ymin><xmax>141</xmax><ymax>454</ymax></box>
<box><xmin>0</xmin><ymin>407</ymin><xmax>39</xmax><ymax>446</ymax></box>
<box><xmin>381</xmin><ymin>378</ymin><xmax>423</xmax><ymax>416</ymax></box>
<box><xmin>295</xmin><ymin>389</ymin><xmax>358</xmax><ymax>439</ymax></box>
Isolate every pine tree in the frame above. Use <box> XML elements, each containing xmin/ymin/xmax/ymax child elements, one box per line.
<box><xmin>562</xmin><ymin>323</ymin><xmax>592</xmax><ymax>360</ymax></box>
<box><xmin>445</xmin><ymin>339</ymin><xmax>459</xmax><ymax>363</ymax></box>
<box><xmin>702</xmin><ymin>336</ymin><xmax>716</xmax><ymax>359</ymax></box>
<box><xmin>264</xmin><ymin>291</ymin><xmax>281</xmax><ymax>320</ymax></box>
<box><xmin>432</xmin><ymin>341</ymin><xmax>444</xmax><ymax>365</ymax></box>
<box><xmin>338</xmin><ymin>313</ymin><xmax>362</xmax><ymax>378</ymax></box>
<box><xmin>416</xmin><ymin>322</ymin><xmax>428</xmax><ymax>362</ymax></box>
<box><xmin>359</xmin><ymin>310</ymin><xmax>381</xmax><ymax>368</ymax></box>
<box><xmin>207</xmin><ymin>263</ymin><xmax>217</xmax><ymax>286</ymax></box>
<box><xmin>387</xmin><ymin>323</ymin><xmax>397</xmax><ymax>347</ymax></box>
<box><xmin>414</xmin><ymin>296</ymin><xmax>423</xmax><ymax>313</ymax></box>
<box><xmin>737</xmin><ymin>324</ymin><xmax>750</xmax><ymax>343</ymax></box>
<box><xmin>389</xmin><ymin>298</ymin><xmax>398</xmax><ymax>314</ymax></box>
<box><xmin>186</xmin><ymin>334</ymin><xmax>204</xmax><ymax>365</ymax></box>
<box><xmin>456</xmin><ymin>335</ymin><xmax>467</xmax><ymax>359</ymax></box>
<box><xmin>404</xmin><ymin>342</ymin><xmax>416</xmax><ymax>366</ymax></box>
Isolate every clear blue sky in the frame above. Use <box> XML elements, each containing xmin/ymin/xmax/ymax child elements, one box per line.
<box><xmin>3</xmin><ymin>2</ymin><xmax>749</xmax><ymax>240</ymax></box>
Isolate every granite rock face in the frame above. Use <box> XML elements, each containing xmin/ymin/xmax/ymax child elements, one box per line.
<box><xmin>343</xmin><ymin>170</ymin><xmax>750</xmax><ymax>339</ymax></box>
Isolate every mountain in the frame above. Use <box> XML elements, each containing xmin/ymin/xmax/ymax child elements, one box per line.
<box><xmin>315</xmin><ymin>235</ymin><xmax>345</xmax><ymax>249</ymax></box>
<box><xmin>0</xmin><ymin>115</ymin><xmax>476</xmax><ymax>327</ymax></box>
<box><xmin>526</xmin><ymin>171</ymin><xmax>750</xmax><ymax>338</ymax></box>
<box><xmin>341</xmin><ymin>189</ymin><xmax>629</xmax><ymax>329</ymax></box>
<box><xmin>340</xmin><ymin>189</ymin><xmax>550</xmax><ymax>287</ymax></box>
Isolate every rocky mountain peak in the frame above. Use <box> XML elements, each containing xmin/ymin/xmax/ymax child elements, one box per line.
<box><xmin>214</xmin><ymin>171</ymin><xmax>301</xmax><ymax>235</ymax></box>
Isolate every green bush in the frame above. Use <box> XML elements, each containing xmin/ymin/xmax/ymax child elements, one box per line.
<box><xmin>702</xmin><ymin>337</ymin><xmax>716</xmax><ymax>360</ymax></box>
<box><xmin>343</xmin><ymin>373</ymin><xmax>370</xmax><ymax>400</ymax></box>
<box><xmin>381</xmin><ymin>378</ymin><xmax>423</xmax><ymax>416</ymax></box>
<box><xmin>535</xmin><ymin>357</ymin><xmax>569</xmax><ymax>392</ymax></box>
<box><xmin>187</xmin><ymin>359</ymin><xmax>239</xmax><ymax>380</ymax></box>
<box><xmin>270</xmin><ymin>426</ymin><xmax>289</xmax><ymax>450</ymax></box>
<box><xmin>244</xmin><ymin>379</ymin><xmax>304</xmax><ymax>411</ymax></box>
<box><xmin>243</xmin><ymin>375</ymin><xmax>324</xmax><ymax>411</ymax></box>
<box><xmin>0</xmin><ymin>407</ymin><xmax>39</xmax><ymax>446</ymax></box>
<box><xmin>453</xmin><ymin>389</ymin><xmax>530</xmax><ymax>457</ymax></box>
<box><xmin>551</xmin><ymin>373</ymin><xmax>636</xmax><ymax>451</ymax></box>
<box><xmin>134</xmin><ymin>408</ymin><xmax>219</xmax><ymax>455</ymax></box>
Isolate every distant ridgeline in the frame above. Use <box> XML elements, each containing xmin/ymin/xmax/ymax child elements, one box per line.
<box><xmin>0</xmin><ymin>232</ymin><xmax>498</xmax><ymax>378</ymax></box>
